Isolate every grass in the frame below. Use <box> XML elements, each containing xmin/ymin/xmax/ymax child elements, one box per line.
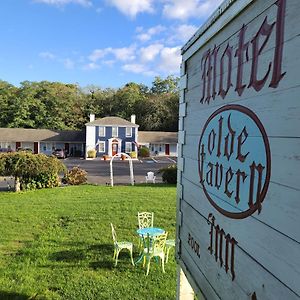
<box><xmin>0</xmin><ymin>184</ymin><xmax>177</xmax><ymax>300</ymax></box>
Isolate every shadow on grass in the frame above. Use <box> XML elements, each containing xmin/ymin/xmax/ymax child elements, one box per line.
<box><xmin>0</xmin><ymin>291</ymin><xmax>30</xmax><ymax>300</ymax></box>
<box><xmin>89</xmin><ymin>243</ymin><xmax>135</xmax><ymax>270</ymax></box>
<box><xmin>49</xmin><ymin>249</ymin><xmax>86</xmax><ymax>262</ymax></box>
<box><xmin>89</xmin><ymin>243</ymin><xmax>113</xmax><ymax>270</ymax></box>
<box><xmin>88</xmin><ymin>243</ymin><xmax>113</xmax><ymax>253</ymax></box>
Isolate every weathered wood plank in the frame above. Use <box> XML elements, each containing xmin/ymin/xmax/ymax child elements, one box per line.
<box><xmin>184</xmin><ymin>86</ymin><xmax>300</xmax><ymax>138</ymax></box>
<box><xmin>178</xmin><ymin>0</ymin><xmax>300</xmax><ymax>298</ymax></box>
<box><xmin>180</xmin><ymin>176</ymin><xmax>300</xmax><ymax>295</ymax></box>
<box><xmin>180</xmin><ymin>202</ymin><xmax>300</xmax><ymax>299</ymax></box>
<box><xmin>182</xmin><ymin>135</ymin><xmax>300</xmax><ymax>189</ymax></box>
<box><xmin>182</xmin><ymin>155</ymin><xmax>300</xmax><ymax>242</ymax></box>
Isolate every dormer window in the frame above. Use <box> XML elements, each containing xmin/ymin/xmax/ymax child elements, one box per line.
<box><xmin>126</xmin><ymin>127</ymin><xmax>132</xmax><ymax>137</ymax></box>
<box><xmin>99</xmin><ymin>126</ymin><xmax>105</xmax><ymax>137</ymax></box>
<box><xmin>112</xmin><ymin>126</ymin><xmax>118</xmax><ymax>137</ymax></box>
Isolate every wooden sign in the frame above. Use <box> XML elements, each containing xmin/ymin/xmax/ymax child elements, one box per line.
<box><xmin>176</xmin><ymin>0</ymin><xmax>300</xmax><ymax>299</ymax></box>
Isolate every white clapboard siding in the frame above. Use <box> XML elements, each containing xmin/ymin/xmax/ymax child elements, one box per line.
<box><xmin>184</xmin><ymin>86</ymin><xmax>300</xmax><ymax>138</ymax></box>
<box><xmin>180</xmin><ymin>203</ymin><xmax>300</xmax><ymax>300</ymax></box>
<box><xmin>184</xmin><ymin>4</ymin><xmax>300</xmax><ymax>108</ymax></box>
<box><xmin>177</xmin><ymin>0</ymin><xmax>300</xmax><ymax>298</ymax></box>
<box><xmin>182</xmin><ymin>155</ymin><xmax>300</xmax><ymax>242</ymax></box>
<box><xmin>181</xmin><ymin>176</ymin><xmax>300</xmax><ymax>294</ymax></box>
<box><xmin>182</xmin><ymin>135</ymin><xmax>300</xmax><ymax>189</ymax></box>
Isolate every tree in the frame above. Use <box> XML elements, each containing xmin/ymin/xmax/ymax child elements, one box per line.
<box><xmin>150</xmin><ymin>75</ymin><xmax>179</xmax><ymax>94</ymax></box>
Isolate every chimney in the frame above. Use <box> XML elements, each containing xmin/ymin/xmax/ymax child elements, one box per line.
<box><xmin>131</xmin><ymin>114</ymin><xmax>136</xmax><ymax>124</ymax></box>
<box><xmin>89</xmin><ymin>114</ymin><xmax>95</xmax><ymax>122</ymax></box>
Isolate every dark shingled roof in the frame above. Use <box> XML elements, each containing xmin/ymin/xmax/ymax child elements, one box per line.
<box><xmin>0</xmin><ymin>128</ymin><xmax>85</xmax><ymax>142</ymax></box>
<box><xmin>138</xmin><ymin>131</ymin><xmax>178</xmax><ymax>144</ymax></box>
<box><xmin>86</xmin><ymin>116</ymin><xmax>139</xmax><ymax>127</ymax></box>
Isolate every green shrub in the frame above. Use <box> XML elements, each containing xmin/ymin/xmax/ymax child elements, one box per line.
<box><xmin>63</xmin><ymin>167</ymin><xmax>87</xmax><ymax>185</ymax></box>
<box><xmin>138</xmin><ymin>146</ymin><xmax>150</xmax><ymax>157</ymax></box>
<box><xmin>0</xmin><ymin>152</ymin><xmax>66</xmax><ymax>191</ymax></box>
<box><xmin>130</xmin><ymin>151</ymin><xmax>137</xmax><ymax>158</ymax></box>
<box><xmin>87</xmin><ymin>149</ymin><xmax>96</xmax><ymax>158</ymax></box>
<box><xmin>159</xmin><ymin>164</ymin><xmax>177</xmax><ymax>184</ymax></box>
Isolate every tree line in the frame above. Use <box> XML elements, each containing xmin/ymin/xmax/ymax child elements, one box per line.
<box><xmin>0</xmin><ymin>76</ymin><xmax>179</xmax><ymax>132</ymax></box>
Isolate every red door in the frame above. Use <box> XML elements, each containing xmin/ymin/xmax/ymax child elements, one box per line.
<box><xmin>112</xmin><ymin>143</ymin><xmax>118</xmax><ymax>156</ymax></box>
<box><xmin>165</xmin><ymin>144</ymin><xmax>170</xmax><ymax>155</ymax></box>
<box><xmin>34</xmin><ymin>142</ymin><xmax>39</xmax><ymax>154</ymax></box>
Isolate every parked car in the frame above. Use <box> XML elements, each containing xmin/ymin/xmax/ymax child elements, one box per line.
<box><xmin>52</xmin><ymin>149</ymin><xmax>66</xmax><ymax>159</ymax></box>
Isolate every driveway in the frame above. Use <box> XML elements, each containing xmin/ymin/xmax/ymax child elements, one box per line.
<box><xmin>63</xmin><ymin>157</ymin><xmax>176</xmax><ymax>185</ymax></box>
<box><xmin>0</xmin><ymin>157</ymin><xmax>176</xmax><ymax>190</ymax></box>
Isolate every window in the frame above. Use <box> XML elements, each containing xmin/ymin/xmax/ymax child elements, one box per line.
<box><xmin>126</xmin><ymin>127</ymin><xmax>132</xmax><ymax>137</ymax></box>
<box><xmin>125</xmin><ymin>142</ymin><xmax>132</xmax><ymax>153</ymax></box>
<box><xmin>159</xmin><ymin>144</ymin><xmax>162</xmax><ymax>152</ymax></box>
<box><xmin>42</xmin><ymin>143</ymin><xmax>52</xmax><ymax>151</ymax></box>
<box><xmin>99</xmin><ymin>126</ymin><xmax>105</xmax><ymax>137</ymax></box>
<box><xmin>112</xmin><ymin>126</ymin><xmax>118</xmax><ymax>137</ymax></box>
<box><xmin>99</xmin><ymin>141</ymin><xmax>105</xmax><ymax>152</ymax></box>
<box><xmin>151</xmin><ymin>144</ymin><xmax>154</xmax><ymax>152</ymax></box>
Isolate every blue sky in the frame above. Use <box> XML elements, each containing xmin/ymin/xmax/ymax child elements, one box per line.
<box><xmin>0</xmin><ymin>0</ymin><xmax>222</xmax><ymax>88</ymax></box>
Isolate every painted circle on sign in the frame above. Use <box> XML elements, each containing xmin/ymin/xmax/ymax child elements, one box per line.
<box><xmin>198</xmin><ymin>105</ymin><xmax>271</xmax><ymax>219</ymax></box>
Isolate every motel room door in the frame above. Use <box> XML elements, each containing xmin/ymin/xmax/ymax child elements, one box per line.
<box><xmin>165</xmin><ymin>144</ymin><xmax>170</xmax><ymax>155</ymax></box>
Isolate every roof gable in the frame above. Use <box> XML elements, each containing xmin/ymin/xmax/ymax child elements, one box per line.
<box><xmin>86</xmin><ymin>116</ymin><xmax>139</xmax><ymax>127</ymax></box>
<box><xmin>0</xmin><ymin>128</ymin><xmax>85</xmax><ymax>142</ymax></box>
<box><xmin>138</xmin><ymin>131</ymin><xmax>178</xmax><ymax>144</ymax></box>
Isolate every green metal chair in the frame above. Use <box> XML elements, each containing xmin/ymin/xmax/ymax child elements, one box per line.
<box><xmin>142</xmin><ymin>232</ymin><xmax>168</xmax><ymax>276</ymax></box>
<box><xmin>165</xmin><ymin>239</ymin><xmax>175</xmax><ymax>263</ymax></box>
<box><xmin>137</xmin><ymin>212</ymin><xmax>154</xmax><ymax>252</ymax></box>
<box><xmin>110</xmin><ymin>223</ymin><xmax>134</xmax><ymax>266</ymax></box>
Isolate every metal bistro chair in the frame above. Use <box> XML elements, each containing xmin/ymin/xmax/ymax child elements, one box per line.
<box><xmin>138</xmin><ymin>212</ymin><xmax>154</xmax><ymax>229</ymax></box>
<box><xmin>145</xmin><ymin>171</ymin><xmax>156</xmax><ymax>184</ymax></box>
<box><xmin>165</xmin><ymin>239</ymin><xmax>175</xmax><ymax>263</ymax></box>
<box><xmin>110</xmin><ymin>223</ymin><xmax>134</xmax><ymax>266</ymax></box>
<box><xmin>137</xmin><ymin>212</ymin><xmax>154</xmax><ymax>252</ymax></box>
<box><xmin>143</xmin><ymin>232</ymin><xmax>168</xmax><ymax>276</ymax></box>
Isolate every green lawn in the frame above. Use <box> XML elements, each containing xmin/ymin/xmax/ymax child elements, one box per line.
<box><xmin>0</xmin><ymin>185</ymin><xmax>177</xmax><ymax>300</ymax></box>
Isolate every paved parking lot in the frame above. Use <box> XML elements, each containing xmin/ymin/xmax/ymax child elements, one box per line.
<box><xmin>63</xmin><ymin>156</ymin><xmax>176</xmax><ymax>185</ymax></box>
<box><xmin>0</xmin><ymin>157</ymin><xmax>177</xmax><ymax>189</ymax></box>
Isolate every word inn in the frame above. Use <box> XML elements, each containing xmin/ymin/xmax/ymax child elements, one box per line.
<box><xmin>208</xmin><ymin>214</ymin><xmax>237</xmax><ymax>281</ymax></box>
<box><xmin>200</xmin><ymin>0</ymin><xmax>286</xmax><ymax>104</ymax></box>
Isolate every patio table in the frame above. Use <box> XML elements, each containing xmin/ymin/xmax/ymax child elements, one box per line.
<box><xmin>135</xmin><ymin>227</ymin><xmax>165</xmax><ymax>264</ymax></box>
<box><xmin>137</xmin><ymin>227</ymin><xmax>165</xmax><ymax>237</ymax></box>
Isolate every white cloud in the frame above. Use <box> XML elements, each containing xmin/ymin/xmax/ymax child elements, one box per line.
<box><xmin>103</xmin><ymin>60</ymin><xmax>115</xmax><ymax>67</ymax></box>
<box><xmin>88</xmin><ymin>48</ymin><xmax>111</xmax><ymax>62</ymax></box>
<box><xmin>63</xmin><ymin>58</ymin><xmax>75</xmax><ymax>69</ymax></box>
<box><xmin>175</xmin><ymin>24</ymin><xmax>198</xmax><ymax>42</ymax></box>
<box><xmin>140</xmin><ymin>44</ymin><xmax>163</xmax><ymax>62</ymax></box>
<box><xmin>122</xmin><ymin>63</ymin><xmax>146</xmax><ymax>73</ymax></box>
<box><xmin>108</xmin><ymin>0</ymin><xmax>154</xmax><ymax>18</ymax></box>
<box><xmin>39</xmin><ymin>51</ymin><xmax>56</xmax><ymax>60</ymax></box>
<box><xmin>83</xmin><ymin>62</ymin><xmax>100</xmax><ymax>70</ymax></box>
<box><xmin>122</xmin><ymin>64</ymin><xmax>157</xmax><ymax>76</ymax></box>
<box><xmin>158</xmin><ymin>46</ymin><xmax>181</xmax><ymax>73</ymax></box>
<box><xmin>88</xmin><ymin>46</ymin><xmax>136</xmax><ymax>63</ymax></box>
<box><xmin>136</xmin><ymin>25</ymin><xmax>166</xmax><ymax>42</ymax></box>
<box><xmin>111</xmin><ymin>46</ymin><xmax>136</xmax><ymax>61</ymax></box>
<box><xmin>163</xmin><ymin>0</ymin><xmax>222</xmax><ymax>20</ymax></box>
<box><xmin>34</xmin><ymin>0</ymin><xmax>92</xmax><ymax>7</ymax></box>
